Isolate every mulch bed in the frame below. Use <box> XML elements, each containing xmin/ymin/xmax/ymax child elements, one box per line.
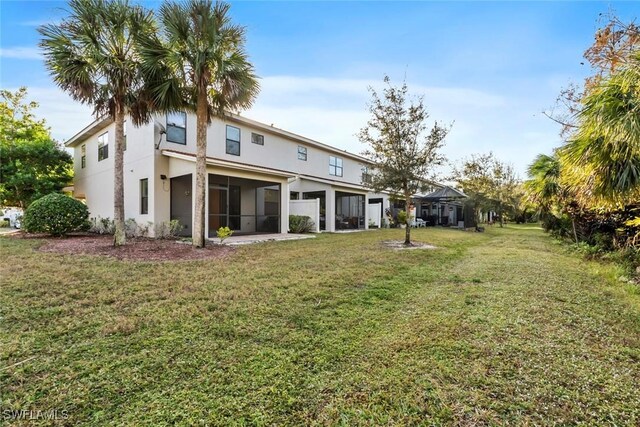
<box><xmin>9</xmin><ymin>232</ymin><xmax>234</xmax><ymax>261</ymax></box>
<box><xmin>381</xmin><ymin>240</ymin><xmax>437</xmax><ymax>250</ymax></box>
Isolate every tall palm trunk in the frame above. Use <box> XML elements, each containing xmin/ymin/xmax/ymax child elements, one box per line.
<box><xmin>193</xmin><ymin>90</ymin><xmax>208</xmax><ymax>248</ymax></box>
<box><xmin>113</xmin><ymin>106</ymin><xmax>126</xmax><ymax>246</ymax></box>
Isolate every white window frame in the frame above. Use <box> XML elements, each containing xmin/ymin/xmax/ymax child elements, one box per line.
<box><xmin>298</xmin><ymin>146</ymin><xmax>307</xmax><ymax>161</ymax></box>
<box><xmin>97</xmin><ymin>132</ymin><xmax>108</xmax><ymax>161</ymax></box>
<box><xmin>329</xmin><ymin>156</ymin><xmax>343</xmax><ymax>177</ymax></box>
<box><xmin>166</xmin><ymin>111</ymin><xmax>187</xmax><ymax>145</ymax></box>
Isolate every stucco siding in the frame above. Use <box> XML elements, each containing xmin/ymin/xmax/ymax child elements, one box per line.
<box><xmin>157</xmin><ymin>114</ymin><xmax>368</xmax><ymax>187</ymax></box>
<box><xmin>70</xmin><ymin>112</ymin><xmax>388</xmax><ymax>237</ymax></box>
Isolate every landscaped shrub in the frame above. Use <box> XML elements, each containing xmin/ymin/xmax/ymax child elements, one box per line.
<box><xmin>216</xmin><ymin>226</ymin><xmax>233</xmax><ymax>243</ymax></box>
<box><xmin>22</xmin><ymin>193</ymin><xmax>89</xmax><ymax>236</ymax></box>
<box><xmin>89</xmin><ymin>216</ymin><xmax>115</xmax><ymax>234</ymax></box>
<box><xmin>0</xmin><ymin>219</ymin><xmax>9</xmax><ymax>228</ymax></box>
<box><xmin>154</xmin><ymin>220</ymin><xmax>182</xmax><ymax>239</ymax></box>
<box><xmin>289</xmin><ymin>215</ymin><xmax>314</xmax><ymax>233</ymax></box>
<box><xmin>124</xmin><ymin>218</ymin><xmax>151</xmax><ymax>238</ymax></box>
<box><xmin>542</xmin><ymin>213</ymin><xmax>573</xmax><ymax>239</ymax></box>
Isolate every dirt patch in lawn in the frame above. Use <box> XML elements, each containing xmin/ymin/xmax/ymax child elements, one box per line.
<box><xmin>382</xmin><ymin>240</ymin><xmax>437</xmax><ymax>250</ymax></box>
<box><xmin>12</xmin><ymin>232</ymin><xmax>234</xmax><ymax>261</ymax></box>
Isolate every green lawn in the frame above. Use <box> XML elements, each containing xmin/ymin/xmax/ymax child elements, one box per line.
<box><xmin>1</xmin><ymin>226</ymin><xmax>639</xmax><ymax>426</ymax></box>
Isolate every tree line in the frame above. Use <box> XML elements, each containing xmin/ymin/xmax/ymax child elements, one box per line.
<box><xmin>526</xmin><ymin>15</ymin><xmax>639</xmax><ymax>258</ymax></box>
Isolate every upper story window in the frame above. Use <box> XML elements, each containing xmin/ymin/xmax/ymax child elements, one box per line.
<box><xmin>226</xmin><ymin>125</ymin><xmax>240</xmax><ymax>156</ymax></box>
<box><xmin>166</xmin><ymin>111</ymin><xmax>186</xmax><ymax>145</ymax></box>
<box><xmin>81</xmin><ymin>144</ymin><xmax>86</xmax><ymax>168</ymax></box>
<box><xmin>297</xmin><ymin>146</ymin><xmax>307</xmax><ymax>161</ymax></box>
<box><xmin>361</xmin><ymin>166</ymin><xmax>371</xmax><ymax>184</ymax></box>
<box><xmin>98</xmin><ymin>132</ymin><xmax>109</xmax><ymax>161</ymax></box>
<box><xmin>251</xmin><ymin>132</ymin><xmax>264</xmax><ymax>145</ymax></box>
<box><xmin>329</xmin><ymin>156</ymin><xmax>343</xmax><ymax>176</ymax></box>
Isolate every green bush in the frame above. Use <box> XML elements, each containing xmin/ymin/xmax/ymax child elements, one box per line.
<box><xmin>569</xmin><ymin>241</ymin><xmax>603</xmax><ymax>259</ymax></box>
<box><xmin>216</xmin><ymin>226</ymin><xmax>233</xmax><ymax>243</ymax></box>
<box><xmin>89</xmin><ymin>216</ymin><xmax>115</xmax><ymax>234</ymax></box>
<box><xmin>22</xmin><ymin>193</ymin><xmax>89</xmax><ymax>236</ymax></box>
<box><xmin>125</xmin><ymin>218</ymin><xmax>151</xmax><ymax>238</ymax></box>
<box><xmin>154</xmin><ymin>220</ymin><xmax>182</xmax><ymax>239</ymax></box>
<box><xmin>0</xmin><ymin>219</ymin><xmax>9</xmax><ymax>228</ymax></box>
<box><xmin>289</xmin><ymin>215</ymin><xmax>314</xmax><ymax>233</ymax></box>
<box><xmin>397</xmin><ymin>210</ymin><xmax>407</xmax><ymax>225</ymax></box>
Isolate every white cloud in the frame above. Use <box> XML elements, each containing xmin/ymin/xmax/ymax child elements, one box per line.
<box><xmin>246</xmin><ymin>75</ymin><xmax>558</xmax><ymax>178</ymax></box>
<box><xmin>256</xmin><ymin>75</ymin><xmax>506</xmax><ymax>109</ymax></box>
<box><xmin>0</xmin><ymin>47</ymin><xmax>43</xmax><ymax>60</ymax></box>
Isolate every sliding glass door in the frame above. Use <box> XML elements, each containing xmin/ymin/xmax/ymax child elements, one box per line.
<box><xmin>335</xmin><ymin>192</ymin><xmax>365</xmax><ymax>230</ymax></box>
<box><xmin>208</xmin><ymin>174</ymin><xmax>280</xmax><ymax>236</ymax></box>
<box><xmin>208</xmin><ymin>185</ymin><xmax>228</xmax><ymax>232</ymax></box>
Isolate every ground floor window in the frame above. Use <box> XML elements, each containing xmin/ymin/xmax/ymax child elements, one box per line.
<box><xmin>140</xmin><ymin>178</ymin><xmax>148</xmax><ymax>214</ymax></box>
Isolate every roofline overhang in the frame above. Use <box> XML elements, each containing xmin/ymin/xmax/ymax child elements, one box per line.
<box><xmin>65</xmin><ymin>116</ymin><xmax>111</xmax><ymax>147</ymax></box>
<box><xmin>295</xmin><ymin>174</ymin><xmax>371</xmax><ymax>192</ymax></box>
<box><xmin>64</xmin><ymin>111</ymin><xmax>374</xmax><ymax>164</ymax></box>
<box><xmin>162</xmin><ymin>149</ymin><xmax>298</xmax><ymax>179</ymax></box>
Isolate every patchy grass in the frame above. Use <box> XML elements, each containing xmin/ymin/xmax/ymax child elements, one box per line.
<box><xmin>1</xmin><ymin>226</ymin><xmax>639</xmax><ymax>425</ymax></box>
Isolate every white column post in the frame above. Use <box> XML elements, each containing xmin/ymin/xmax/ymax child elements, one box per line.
<box><xmin>326</xmin><ymin>187</ymin><xmax>335</xmax><ymax>232</ymax></box>
<box><xmin>280</xmin><ymin>180</ymin><xmax>289</xmax><ymax>234</ymax></box>
<box><xmin>364</xmin><ymin>192</ymin><xmax>369</xmax><ymax>230</ymax></box>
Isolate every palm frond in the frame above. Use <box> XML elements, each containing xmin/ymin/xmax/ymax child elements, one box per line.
<box><xmin>560</xmin><ymin>51</ymin><xmax>640</xmax><ymax>203</ymax></box>
<box><xmin>139</xmin><ymin>0</ymin><xmax>259</xmax><ymax>121</ymax></box>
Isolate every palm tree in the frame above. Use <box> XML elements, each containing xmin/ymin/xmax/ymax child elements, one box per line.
<box><xmin>39</xmin><ymin>0</ymin><xmax>155</xmax><ymax>245</ymax></box>
<box><xmin>525</xmin><ymin>153</ymin><xmax>562</xmax><ymax>214</ymax></box>
<box><xmin>560</xmin><ymin>51</ymin><xmax>640</xmax><ymax>205</ymax></box>
<box><xmin>525</xmin><ymin>152</ymin><xmax>584</xmax><ymax>242</ymax></box>
<box><xmin>138</xmin><ymin>0</ymin><xmax>259</xmax><ymax>248</ymax></box>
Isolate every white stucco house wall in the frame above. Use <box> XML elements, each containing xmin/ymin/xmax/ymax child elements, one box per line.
<box><xmin>66</xmin><ymin>112</ymin><xmax>395</xmax><ymax>237</ymax></box>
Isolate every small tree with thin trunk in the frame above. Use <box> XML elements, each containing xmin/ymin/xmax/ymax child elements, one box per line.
<box><xmin>358</xmin><ymin>76</ymin><xmax>450</xmax><ymax>245</ymax></box>
<box><xmin>39</xmin><ymin>0</ymin><xmax>155</xmax><ymax>246</ymax></box>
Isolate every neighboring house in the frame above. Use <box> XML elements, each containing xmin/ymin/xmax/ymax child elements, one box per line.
<box><xmin>66</xmin><ymin>112</ymin><xmax>396</xmax><ymax>237</ymax></box>
<box><xmin>413</xmin><ymin>186</ymin><xmax>470</xmax><ymax>227</ymax></box>
<box><xmin>384</xmin><ymin>185</ymin><xmax>470</xmax><ymax>228</ymax></box>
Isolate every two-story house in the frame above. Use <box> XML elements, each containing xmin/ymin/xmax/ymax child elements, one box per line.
<box><xmin>66</xmin><ymin>112</ymin><xmax>393</xmax><ymax>237</ymax></box>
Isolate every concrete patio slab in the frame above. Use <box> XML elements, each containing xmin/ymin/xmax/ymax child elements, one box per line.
<box><xmin>208</xmin><ymin>233</ymin><xmax>316</xmax><ymax>246</ymax></box>
<box><xmin>0</xmin><ymin>228</ymin><xmax>20</xmax><ymax>236</ymax></box>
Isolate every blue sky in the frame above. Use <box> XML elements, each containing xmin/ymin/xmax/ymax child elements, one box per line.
<box><xmin>1</xmin><ymin>1</ymin><xmax>638</xmax><ymax>177</ymax></box>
